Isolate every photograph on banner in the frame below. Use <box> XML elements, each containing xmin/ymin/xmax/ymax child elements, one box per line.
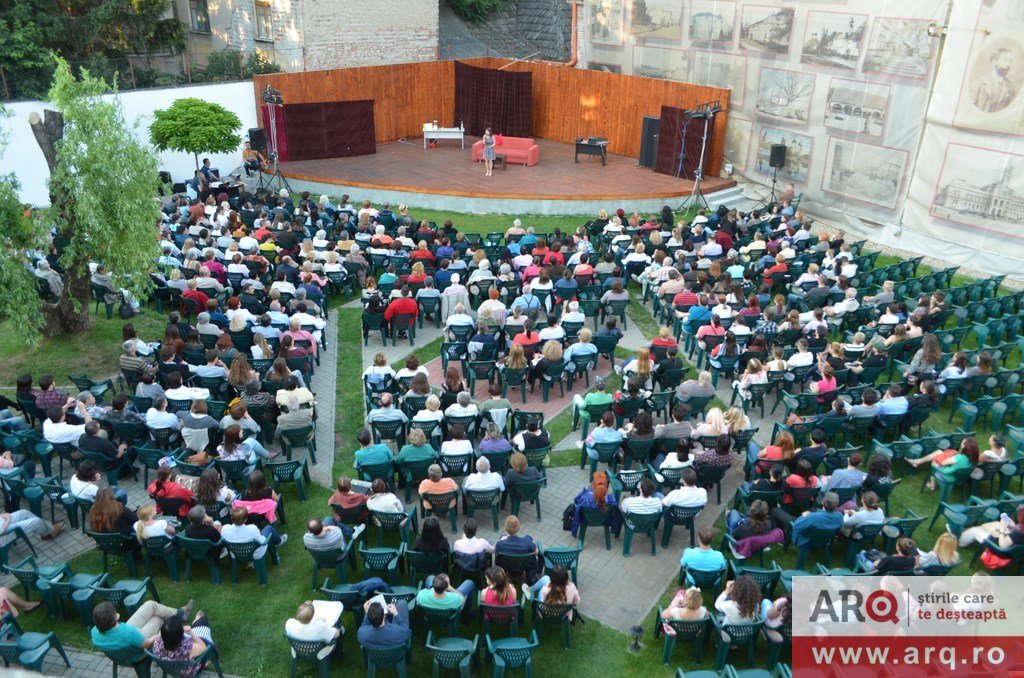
<box><xmin>801</xmin><ymin>11</ymin><xmax>868</xmax><ymax>71</ymax></box>
<box><xmin>792</xmin><ymin>576</ymin><xmax>1024</xmax><ymax>676</ymax></box>
<box><xmin>589</xmin><ymin>0</ymin><xmax>626</xmax><ymax>46</ymax></box>
<box><xmin>691</xmin><ymin>50</ymin><xmax>747</xmax><ymax>106</ymax></box>
<box><xmin>630</xmin><ymin>0</ymin><xmax>684</xmax><ymax>41</ymax></box>
<box><xmin>823</xmin><ymin>137</ymin><xmax>907</xmax><ymax>210</ymax></box>
<box><xmin>740</xmin><ymin>5</ymin><xmax>795</xmax><ymax>55</ymax></box>
<box><xmin>756</xmin><ymin>67</ymin><xmax>816</xmax><ymax>125</ymax></box>
<box><xmin>632</xmin><ymin>44</ymin><xmax>689</xmax><ymax>81</ymax></box>
<box><xmin>931</xmin><ymin>142</ymin><xmax>1024</xmax><ymax>240</ymax></box>
<box><xmin>824</xmin><ymin>78</ymin><xmax>891</xmax><ymax>139</ymax></box>
<box><xmin>723</xmin><ymin>116</ymin><xmax>752</xmax><ymax>172</ymax></box>
<box><xmin>863</xmin><ymin>17</ymin><xmax>936</xmax><ymax>79</ymax></box>
<box><xmin>954</xmin><ymin>29</ymin><xmax>1024</xmax><ymax>134</ymax></box>
<box><xmin>587</xmin><ymin>61</ymin><xmax>623</xmax><ymax>74</ymax></box>
<box><xmin>754</xmin><ymin>126</ymin><xmax>811</xmax><ymax>184</ymax></box>
<box><xmin>688</xmin><ymin>0</ymin><xmax>735</xmax><ymax>45</ymax></box>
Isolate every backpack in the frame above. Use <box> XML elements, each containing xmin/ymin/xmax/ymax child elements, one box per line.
<box><xmin>118</xmin><ymin>294</ymin><xmax>136</xmax><ymax>319</ymax></box>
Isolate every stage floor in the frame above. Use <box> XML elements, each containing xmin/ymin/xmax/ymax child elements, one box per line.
<box><xmin>279</xmin><ymin>138</ymin><xmax>735</xmax><ymax>202</ymax></box>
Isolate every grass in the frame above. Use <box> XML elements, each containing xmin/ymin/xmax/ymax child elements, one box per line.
<box><xmin>0</xmin><ymin>311</ymin><xmax>167</xmax><ymax>389</ymax></box>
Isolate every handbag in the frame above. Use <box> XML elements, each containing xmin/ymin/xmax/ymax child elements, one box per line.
<box><xmin>980</xmin><ymin>548</ymin><xmax>1011</xmax><ymax>570</ymax></box>
<box><xmin>562</xmin><ymin>503</ymin><xmax>575</xmax><ymax>532</ymax></box>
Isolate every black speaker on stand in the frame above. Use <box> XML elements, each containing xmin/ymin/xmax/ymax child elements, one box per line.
<box><xmin>248</xmin><ymin>127</ymin><xmax>267</xmax><ymax>153</ymax></box>
<box><xmin>639</xmin><ymin>115</ymin><xmax>660</xmax><ymax>169</ymax></box>
<box><xmin>764</xmin><ymin>143</ymin><xmax>787</xmax><ymax>205</ymax></box>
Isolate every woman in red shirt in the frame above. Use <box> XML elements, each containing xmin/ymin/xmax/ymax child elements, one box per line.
<box><xmin>409</xmin><ymin>241</ymin><xmax>436</xmax><ymax>264</ymax></box>
<box><xmin>761</xmin><ymin>254</ymin><xmax>789</xmax><ymax>285</ymax></box>
<box><xmin>147</xmin><ymin>466</ymin><xmax>195</xmax><ymax>518</ymax></box>
<box><xmin>811</xmin><ymin>363</ymin><xmax>838</xmax><ymax>404</ymax></box>
<box><xmin>782</xmin><ymin>459</ymin><xmax>819</xmax><ymax>504</ymax></box>
<box><xmin>651</xmin><ymin>326</ymin><xmax>678</xmax><ymax>350</ymax></box>
<box><xmin>531</xmin><ymin>237</ymin><xmax>550</xmax><ymax>260</ymax></box>
<box><xmin>406</xmin><ymin>262</ymin><xmax>427</xmax><ymax>284</ymax></box>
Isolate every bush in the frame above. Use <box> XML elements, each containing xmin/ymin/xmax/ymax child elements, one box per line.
<box><xmin>445</xmin><ymin>0</ymin><xmax>503</xmax><ymax>23</ymax></box>
<box><xmin>192</xmin><ymin>49</ymin><xmax>282</xmax><ymax>83</ymax></box>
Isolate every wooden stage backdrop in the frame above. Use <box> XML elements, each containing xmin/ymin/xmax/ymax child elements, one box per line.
<box><xmin>253</xmin><ymin>58</ymin><xmax>730</xmax><ymax>177</ymax></box>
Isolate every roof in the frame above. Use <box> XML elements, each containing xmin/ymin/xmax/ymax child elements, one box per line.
<box><xmin>439</xmin><ymin>0</ymin><xmax>573</xmax><ymax>61</ymax></box>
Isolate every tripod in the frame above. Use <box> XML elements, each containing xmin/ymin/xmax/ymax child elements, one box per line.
<box><xmin>756</xmin><ymin>166</ymin><xmax>780</xmax><ymax>211</ymax></box>
<box><xmin>677</xmin><ymin>113</ymin><xmax>713</xmax><ymax>213</ymax></box>
<box><xmin>256</xmin><ymin>102</ymin><xmax>292</xmax><ymax>196</ymax></box>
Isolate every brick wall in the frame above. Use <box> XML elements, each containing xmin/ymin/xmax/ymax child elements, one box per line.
<box><xmin>301</xmin><ymin>0</ymin><xmax>439</xmax><ymax>70</ymax></box>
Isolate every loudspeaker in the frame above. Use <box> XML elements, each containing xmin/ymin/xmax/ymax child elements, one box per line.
<box><xmin>769</xmin><ymin>143</ymin><xmax>787</xmax><ymax>169</ymax></box>
<box><xmin>639</xmin><ymin>115</ymin><xmax>660</xmax><ymax>169</ymax></box>
<box><xmin>248</xmin><ymin>127</ymin><xmax>267</xmax><ymax>153</ymax></box>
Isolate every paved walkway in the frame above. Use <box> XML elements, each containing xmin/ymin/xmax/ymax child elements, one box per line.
<box><xmin>39</xmin><ymin>645</ymin><xmax>239</xmax><ymax>678</ymax></box>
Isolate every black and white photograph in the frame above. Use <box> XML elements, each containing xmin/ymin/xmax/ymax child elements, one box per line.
<box><xmin>824</xmin><ymin>78</ymin><xmax>891</xmax><ymax>138</ymax></box>
<box><xmin>863</xmin><ymin>17</ymin><xmax>935</xmax><ymax>79</ymax></box>
<box><xmin>822</xmin><ymin>137</ymin><xmax>907</xmax><ymax>210</ymax></box>
<box><xmin>932</xmin><ymin>143</ymin><xmax>1024</xmax><ymax>234</ymax></box>
<box><xmin>589</xmin><ymin>0</ymin><xmax>626</xmax><ymax>46</ymax></box>
<box><xmin>753</xmin><ymin>126</ymin><xmax>812</xmax><ymax>184</ymax></box>
<box><xmin>691</xmin><ymin>50</ymin><xmax>746</xmax><ymax>106</ymax></box>
<box><xmin>588</xmin><ymin>61</ymin><xmax>623</xmax><ymax>74</ymax></box>
<box><xmin>689</xmin><ymin>0</ymin><xmax>735</xmax><ymax>44</ymax></box>
<box><xmin>800</xmin><ymin>11</ymin><xmax>867</xmax><ymax>71</ymax></box>
<box><xmin>723</xmin><ymin>116</ymin><xmax>752</xmax><ymax>172</ymax></box>
<box><xmin>740</xmin><ymin>5</ymin><xmax>795</xmax><ymax>55</ymax></box>
<box><xmin>756</xmin><ymin>67</ymin><xmax>815</xmax><ymax>125</ymax></box>
<box><xmin>955</xmin><ymin>34</ymin><xmax>1024</xmax><ymax>133</ymax></box>
<box><xmin>630</xmin><ymin>0</ymin><xmax>684</xmax><ymax>41</ymax></box>
<box><xmin>632</xmin><ymin>44</ymin><xmax>688</xmax><ymax>81</ymax></box>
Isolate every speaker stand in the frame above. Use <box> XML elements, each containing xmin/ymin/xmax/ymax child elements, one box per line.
<box><xmin>255</xmin><ymin>165</ymin><xmax>293</xmax><ymax>197</ymax></box>
<box><xmin>757</xmin><ymin>166</ymin><xmax>780</xmax><ymax>211</ymax></box>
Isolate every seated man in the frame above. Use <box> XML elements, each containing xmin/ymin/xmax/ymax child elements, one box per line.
<box><xmin>91</xmin><ymin>599</ymin><xmax>193</xmax><ymax>653</ymax></box>
<box><xmin>353</xmin><ymin>428</ymin><xmax>394</xmax><ymax>470</ymax></box>
<box><xmin>444</xmin><ymin>303</ymin><xmax>475</xmax><ymax>339</ymax></box>
<box><xmin>364</xmin><ymin>392</ymin><xmax>407</xmax><ymax>426</ymax></box>
<box><xmin>494</xmin><ymin>515</ymin><xmax>540</xmax><ymax>580</ymax></box>
<box><xmin>679</xmin><ymin>526</ymin><xmax>726</xmax><ymax>584</ymax></box>
<box><xmin>620</xmin><ymin>478</ymin><xmax>663</xmax><ymax>515</ymax></box>
<box><xmin>304</xmin><ymin>517</ymin><xmax>365</xmax><ymax>552</ymax></box>
<box><xmin>662</xmin><ymin>468</ymin><xmax>708</xmax><ymax>509</ymax></box>
<box><xmin>416</xmin><ymin>572</ymin><xmax>475</xmax><ymax>624</ymax></box>
<box><xmin>358</xmin><ymin>600</ymin><xmax>412</xmax><ymax>649</ymax></box>
<box><xmin>220</xmin><ymin>506</ymin><xmax>287</xmax><ymax>559</ymax></box>
<box><xmin>285</xmin><ymin>600</ymin><xmax>342</xmax><ymax>652</ymax></box>
<box><xmin>463</xmin><ymin>456</ymin><xmax>505</xmax><ymax>492</ymax></box>
<box><xmin>444</xmin><ymin>391</ymin><xmax>479</xmax><ymax>419</ymax></box>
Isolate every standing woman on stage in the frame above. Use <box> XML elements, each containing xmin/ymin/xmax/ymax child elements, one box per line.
<box><xmin>482</xmin><ymin>127</ymin><xmax>496</xmax><ymax>177</ymax></box>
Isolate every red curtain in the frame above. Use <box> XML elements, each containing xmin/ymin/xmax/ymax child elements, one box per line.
<box><xmin>654</xmin><ymin>105</ymin><xmax>714</xmax><ymax>180</ymax></box>
<box><xmin>270</xmin><ymin>100</ymin><xmax>376</xmax><ymax>162</ymax></box>
<box><xmin>454</xmin><ymin>61</ymin><xmax>533</xmax><ymax>138</ymax></box>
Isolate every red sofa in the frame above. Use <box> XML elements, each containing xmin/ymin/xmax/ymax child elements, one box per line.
<box><xmin>471</xmin><ymin>136</ymin><xmax>539</xmax><ymax>166</ymax></box>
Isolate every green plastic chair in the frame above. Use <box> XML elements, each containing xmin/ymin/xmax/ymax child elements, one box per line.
<box><xmin>176</xmin><ymin>535</ymin><xmax>222</xmax><ymax>585</ymax></box>
<box><xmin>486</xmin><ymin>631</ymin><xmax>540</xmax><ymax>678</ymax></box>
<box><xmin>87</xmin><ymin>530</ymin><xmax>138</xmax><ymax>576</ymax></box>
<box><xmin>2</xmin><ymin>556</ymin><xmax>65</xmax><ymax>617</ymax></box>
<box><xmin>279</xmin><ymin>425</ymin><xmax>318</xmax><ymax>464</ymax></box>
<box><xmin>585</xmin><ymin>440</ymin><xmax>622</xmax><ymax>477</ymax></box>
<box><xmin>101</xmin><ymin>645</ymin><xmax>152</xmax><ymax>678</ymax></box>
<box><xmin>140</xmin><ymin>536</ymin><xmax>180</xmax><ymax>582</ymax></box>
<box><xmin>542</xmin><ymin>546</ymin><xmax>582</xmax><ymax>584</ymax></box>
<box><xmin>284</xmin><ymin>632</ymin><xmax>337</xmax><ymax>678</ymax></box>
<box><xmin>508</xmin><ymin>478</ymin><xmax>544</xmax><ymax>521</ymax></box>
<box><xmin>712</xmin><ymin>618</ymin><xmax>763</xmax><ymax>671</ymax></box>
<box><xmin>359</xmin><ymin>545</ymin><xmax>404</xmax><ymax>584</ymax></box>
<box><xmin>463</xmin><ymin>488</ymin><xmax>502</xmax><ymax>531</ymax></box>
<box><xmin>404</xmin><ymin>549</ymin><xmax>449</xmax><ymax>587</ymax></box>
<box><xmin>653</xmin><ymin>609</ymin><xmax>710</xmax><ymax>666</ymax></box>
<box><xmin>145</xmin><ymin>644</ymin><xmax>225</xmax><ymax>678</ymax></box>
<box><xmin>531</xmin><ymin>600</ymin><xmax>576</xmax><ymax>648</ymax></box>
<box><xmin>224</xmin><ymin>538</ymin><xmax>277</xmax><ymax>586</ymax></box>
<box><xmin>661</xmin><ymin>505</ymin><xmax>703</xmax><ymax>549</ymax></box>
<box><xmin>370</xmin><ymin>508</ymin><xmax>418</xmax><ymax>546</ymax></box>
<box><xmin>787</xmin><ymin>525</ymin><xmax>838</xmax><ymax>570</ymax></box>
<box><xmin>0</xmin><ymin>616</ymin><xmax>72</xmax><ymax>672</ymax></box>
<box><xmin>92</xmin><ymin>578</ymin><xmax>160</xmax><ymax>618</ymax></box>
<box><xmin>622</xmin><ymin>510</ymin><xmax>662</xmax><ymax>556</ymax></box>
<box><xmin>731</xmin><ymin>561</ymin><xmax>783</xmax><ymax>599</ymax></box>
<box><xmin>266</xmin><ymin>457</ymin><xmax>311</xmax><ymax>501</ymax></box>
<box><xmin>418</xmin><ymin>600</ymin><xmax>463</xmax><ymax>641</ymax></box>
<box><xmin>307</xmin><ymin>540</ymin><xmax>357</xmax><ymax>590</ymax></box>
<box><xmin>577</xmin><ymin>505</ymin><xmax>615</xmax><ymax>550</ymax></box>
<box><xmin>426</xmin><ymin>632</ymin><xmax>477</xmax><ymax>678</ymax></box>
<box><xmin>678</xmin><ymin>565</ymin><xmax>727</xmax><ymax>594</ymax></box>
<box><xmin>363</xmin><ymin>638</ymin><xmax>413</xmax><ymax>678</ymax></box>
<box><xmin>420</xmin><ymin>491</ymin><xmax>459</xmax><ymax>533</ymax></box>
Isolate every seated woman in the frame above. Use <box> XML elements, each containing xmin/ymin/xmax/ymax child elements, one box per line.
<box><xmin>620</xmin><ymin>347</ymin><xmax>655</xmax><ymax>390</ymax></box>
<box><xmin>726</xmin><ymin>499</ymin><xmax>776</xmax><ymax>542</ymax></box>
<box><xmin>504</xmin><ymin>451</ymin><xmax>543</xmax><ymax>492</ymax></box>
<box><xmin>660</xmin><ymin>587</ymin><xmax>707</xmax><ymax>621</ymax></box>
<box><xmin>89</xmin><ymin>488</ymin><xmax>140</xmax><ymax>553</ymax></box>
<box><xmin>654</xmin><ymin>438</ymin><xmax>694</xmax><ymax>472</ymax></box>
<box><xmin>694</xmin><ymin>434</ymin><xmax>734</xmax><ymax>470</ymax></box>
<box><xmin>216</xmin><ymin>425</ymin><xmax>262</xmax><ymax>475</ymax></box>
<box><xmin>528</xmin><ymin>340</ymin><xmax>564</xmax><ymax>390</ymax></box>
<box><xmin>857</xmin><ymin>536</ymin><xmax>919</xmax><ymax>574</ymax></box>
<box><xmin>411</xmin><ymin>516</ymin><xmax>449</xmax><ymax>554</ymax></box>
<box><xmin>761</xmin><ymin>595</ymin><xmax>792</xmax><ymax>642</ymax></box>
<box><xmin>620</xmin><ymin>410</ymin><xmax>656</xmax><ymax>461</ymax></box>
<box><xmin>580</xmin><ymin>411</ymin><xmax>622</xmax><ymax>461</ymax></box>
<box><xmin>194</xmin><ymin>468</ymin><xmax>235</xmax><ymax>517</ymax></box>
<box><xmin>479</xmin><ymin>422</ymin><xmax>513</xmax><ymax>455</ymax></box>
<box><xmin>907</xmin><ymin>437</ymin><xmax>980</xmax><ymax>491</ymax></box>
<box><xmin>134</xmin><ymin>504</ymin><xmax>177</xmax><ymax>547</ymax></box>
<box><xmin>981</xmin><ymin>434</ymin><xmax>1008</xmax><ymax>463</ymax></box>
<box><xmin>570</xmin><ymin>470</ymin><xmax>621</xmax><ymax>538</ymax></box>
<box><xmin>708</xmin><ymin>332</ymin><xmax>739</xmax><ymax>370</ymax></box>
<box><xmin>148</xmin><ymin>614</ymin><xmax>216</xmax><ymax>678</ymax></box>
<box><xmin>781</xmin><ymin>459</ymin><xmax>819</xmax><ymax>504</ymax></box>
<box><xmin>522</xmin><ymin>563</ymin><xmax>580</xmax><ymax>617</ymax></box>
<box><xmin>481</xmin><ymin>566</ymin><xmax>518</xmax><ymax>613</ymax></box>
<box><xmin>734</xmin><ymin>358</ymin><xmax>768</xmax><ymax>402</ymax></box>
<box><xmin>147</xmin><ymin>466</ymin><xmax>195</xmax><ymax>518</ymax></box>
<box><xmin>958</xmin><ymin>505</ymin><xmax>1024</xmax><ymax>549</ymax></box>
<box><xmin>916</xmin><ymin>532</ymin><xmax>961</xmax><ymax>571</ymax></box>
<box><xmin>715</xmin><ymin>576</ymin><xmax>762</xmax><ymax>625</ymax></box>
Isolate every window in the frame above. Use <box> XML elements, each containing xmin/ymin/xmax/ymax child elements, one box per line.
<box><xmin>189</xmin><ymin>0</ymin><xmax>210</xmax><ymax>32</ymax></box>
<box><xmin>255</xmin><ymin>1</ymin><xmax>273</xmax><ymax>41</ymax></box>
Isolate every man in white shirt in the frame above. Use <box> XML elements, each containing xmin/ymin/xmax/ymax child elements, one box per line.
<box><xmin>463</xmin><ymin>456</ymin><xmax>505</xmax><ymax>492</ymax></box>
<box><xmin>699</xmin><ymin>238</ymin><xmax>723</xmax><ymax>258</ymax></box>
<box><xmin>266</xmin><ymin>301</ymin><xmax>291</xmax><ymax>326</ymax></box>
<box><xmin>42</xmin><ymin>401</ymin><xmax>93</xmax><ymax>445</ymax></box>
<box><xmin>512</xmin><ymin>250</ymin><xmax>533</xmax><ymax>271</ymax></box>
<box><xmin>291</xmin><ymin>305</ymin><xmax>326</xmax><ymax>332</ymax></box>
<box><xmin>786</xmin><ymin>340</ymin><xmax>814</xmax><ymax>369</ymax></box>
<box><xmin>194</xmin><ymin>267</ymin><xmax>225</xmax><ymax>295</ymax></box>
<box><xmin>443</xmin><ymin>392</ymin><xmax>479</xmax><ymax>419</ymax></box>
<box><xmin>163</xmin><ymin>372</ymin><xmax>210</xmax><ymax>401</ymax></box>
<box><xmin>621</xmin><ymin>477</ymin><xmax>663</xmax><ymax>515</ymax></box>
<box><xmin>537</xmin><ymin>317</ymin><xmax>565</xmax><ymax>343</ymax></box>
<box><xmin>192</xmin><ymin>352</ymin><xmax>229</xmax><ymax>379</ymax></box>
<box><xmin>662</xmin><ymin>468</ymin><xmax>708</xmax><ymax>508</ymax></box>
<box><xmin>285</xmin><ymin>601</ymin><xmax>341</xmax><ymax>653</ymax></box>
<box><xmin>253</xmin><ymin>315</ymin><xmax>282</xmax><ymax>339</ymax></box>
<box><xmin>560</xmin><ymin>301</ymin><xmax>586</xmax><ymax>325</ymax></box>
<box><xmin>146</xmin><ymin>398</ymin><xmax>182</xmax><ymax>432</ymax></box>
<box><xmin>453</xmin><ymin>519</ymin><xmax>494</xmax><ymax>555</ymax></box>
<box><xmin>238</xmin><ymin>233</ymin><xmax>259</xmax><ymax>252</ymax></box>
<box><xmin>195</xmin><ymin>312</ymin><xmax>222</xmax><ymax>337</ymax></box>
<box><xmin>220</xmin><ymin>506</ymin><xmax>286</xmax><ymax>560</ymax></box>
<box><xmin>444</xmin><ymin>303</ymin><xmax>474</xmax><ymax>338</ymax></box>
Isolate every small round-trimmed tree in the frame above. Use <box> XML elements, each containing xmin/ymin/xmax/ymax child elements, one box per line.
<box><xmin>149</xmin><ymin>97</ymin><xmax>242</xmax><ymax>168</ymax></box>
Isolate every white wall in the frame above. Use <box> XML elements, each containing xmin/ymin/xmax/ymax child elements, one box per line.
<box><xmin>0</xmin><ymin>81</ymin><xmax>258</xmax><ymax>206</ymax></box>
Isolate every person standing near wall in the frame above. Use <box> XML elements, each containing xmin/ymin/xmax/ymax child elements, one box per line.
<box><xmin>482</xmin><ymin>127</ymin><xmax>495</xmax><ymax>177</ymax></box>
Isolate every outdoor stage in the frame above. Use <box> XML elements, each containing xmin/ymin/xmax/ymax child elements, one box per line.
<box><xmin>278</xmin><ymin>138</ymin><xmax>739</xmax><ymax>215</ymax></box>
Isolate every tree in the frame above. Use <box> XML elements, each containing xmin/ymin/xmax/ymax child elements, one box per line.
<box><xmin>192</xmin><ymin>49</ymin><xmax>283</xmax><ymax>83</ymax></box>
<box><xmin>149</xmin><ymin>98</ymin><xmax>242</xmax><ymax>169</ymax></box>
<box><xmin>26</xmin><ymin>59</ymin><xmax>160</xmax><ymax>337</ymax></box>
<box><xmin>0</xmin><ymin>0</ymin><xmax>184</xmax><ymax>100</ymax></box>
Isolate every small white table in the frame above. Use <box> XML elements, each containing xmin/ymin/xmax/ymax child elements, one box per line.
<box><xmin>423</xmin><ymin>125</ymin><xmax>465</xmax><ymax>149</ymax></box>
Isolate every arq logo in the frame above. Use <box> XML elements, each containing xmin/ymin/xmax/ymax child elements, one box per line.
<box><xmin>810</xmin><ymin>589</ymin><xmax>901</xmax><ymax>625</ymax></box>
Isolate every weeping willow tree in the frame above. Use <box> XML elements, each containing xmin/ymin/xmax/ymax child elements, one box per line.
<box><xmin>24</xmin><ymin>59</ymin><xmax>160</xmax><ymax>339</ymax></box>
